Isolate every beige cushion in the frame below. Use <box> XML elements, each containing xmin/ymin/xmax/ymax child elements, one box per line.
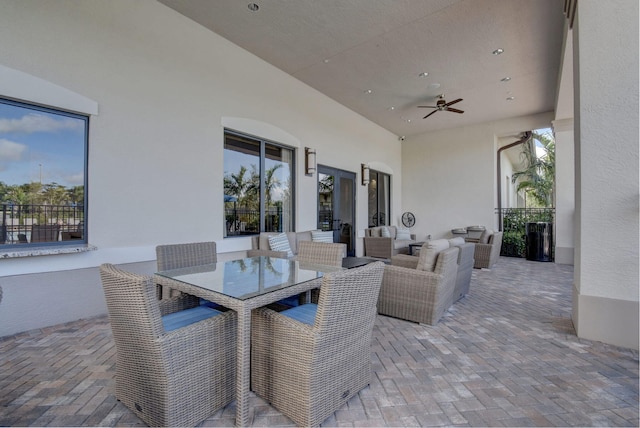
<box><xmin>416</xmin><ymin>239</ymin><xmax>449</xmax><ymax>272</ymax></box>
<box><xmin>448</xmin><ymin>237</ymin><xmax>465</xmax><ymax>247</ymax></box>
<box><xmin>479</xmin><ymin>229</ymin><xmax>493</xmax><ymax>244</ymax></box>
<box><xmin>369</xmin><ymin>227</ymin><xmax>381</xmax><ymax>237</ymax></box>
<box><xmin>311</xmin><ymin>230</ymin><xmax>334</xmax><ymax>243</ymax></box>
<box><xmin>258</xmin><ymin>232</ymin><xmax>279</xmax><ymax>251</ymax></box>
<box><xmin>396</xmin><ymin>229</ymin><xmax>412</xmax><ymax>240</ymax></box>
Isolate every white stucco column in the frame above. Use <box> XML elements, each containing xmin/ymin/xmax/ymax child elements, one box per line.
<box><xmin>572</xmin><ymin>0</ymin><xmax>639</xmax><ymax>350</ymax></box>
<box><xmin>552</xmin><ymin>118</ymin><xmax>574</xmax><ymax>265</ymax></box>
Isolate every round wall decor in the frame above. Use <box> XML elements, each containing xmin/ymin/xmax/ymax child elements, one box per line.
<box><xmin>401</xmin><ymin>212</ymin><xmax>416</xmax><ymax>228</ymax></box>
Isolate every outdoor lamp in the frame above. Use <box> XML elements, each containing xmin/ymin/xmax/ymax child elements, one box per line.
<box><xmin>361</xmin><ymin>163</ymin><xmax>370</xmax><ymax>186</ymax></box>
<box><xmin>305</xmin><ymin>147</ymin><xmax>316</xmax><ymax>176</ymax></box>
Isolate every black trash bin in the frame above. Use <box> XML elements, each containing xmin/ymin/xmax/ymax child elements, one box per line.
<box><xmin>526</xmin><ymin>222</ymin><xmax>553</xmax><ymax>262</ymax></box>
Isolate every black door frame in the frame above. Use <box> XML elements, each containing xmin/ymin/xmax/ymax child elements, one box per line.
<box><xmin>317</xmin><ymin>165</ymin><xmax>356</xmax><ymax>257</ymax></box>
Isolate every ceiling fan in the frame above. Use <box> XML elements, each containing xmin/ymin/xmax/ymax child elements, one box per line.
<box><xmin>418</xmin><ymin>95</ymin><xmax>464</xmax><ymax>119</ymax></box>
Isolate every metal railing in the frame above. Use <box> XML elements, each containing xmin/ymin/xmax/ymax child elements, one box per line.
<box><xmin>496</xmin><ymin>207</ymin><xmax>555</xmax><ymax>258</ymax></box>
<box><xmin>1</xmin><ymin>203</ymin><xmax>85</xmax><ymax>245</ymax></box>
<box><xmin>225</xmin><ymin>207</ymin><xmax>283</xmax><ymax>236</ymax></box>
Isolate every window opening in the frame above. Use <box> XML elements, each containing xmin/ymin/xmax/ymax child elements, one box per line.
<box><xmin>223</xmin><ymin>130</ymin><xmax>294</xmax><ymax>236</ymax></box>
<box><xmin>0</xmin><ymin>97</ymin><xmax>88</xmax><ymax>248</ymax></box>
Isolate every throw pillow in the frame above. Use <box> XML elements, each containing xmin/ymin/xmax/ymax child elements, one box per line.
<box><xmin>268</xmin><ymin>233</ymin><xmax>294</xmax><ymax>257</ymax></box>
<box><xmin>380</xmin><ymin>226</ymin><xmax>391</xmax><ymax>237</ymax></box>
<box><xmin>448</xmin><ymin>237</ymin><xmax>465</xmax><ymax>247</ymax></box>
<box><xmin>416</xmin><ymin>239</ymin><xmax>449</xmax><ymax>272</ymax></box>
<box><xmin>396</xmin><ymin>229</ymin><xmax>412</xmax><ymax>240</ymax></box>
<box><xmin>311</xmin><ymin>230</ymin><xmax>334</xmax><ymax>243</ymax></box>
<box><xmin>369</xmin><ymin>227</ymin><xmax>381</xmax><ymax>237</ymax></box>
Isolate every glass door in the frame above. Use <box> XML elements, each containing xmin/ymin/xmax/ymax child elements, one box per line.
<box><xmin>317</xmin><ymin>166</ymin><xmax>356</xmax><ymax>256</ymax></box>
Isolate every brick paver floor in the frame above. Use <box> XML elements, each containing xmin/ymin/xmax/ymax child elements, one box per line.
<box><xmin>1</xmin><ymin>257</ymin><xmax>638</xmax><ymax>426</ymax></box>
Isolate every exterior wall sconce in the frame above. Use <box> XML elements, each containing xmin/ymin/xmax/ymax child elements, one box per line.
<box><xmin>305</xmin><ymin>147</ymin><xmax>316</xmax><ymax>176</ymax></box>
<box><xmin>361</xmin><ymin>163</ymin><xmax>370</xmax><ymax>186</ymax></box>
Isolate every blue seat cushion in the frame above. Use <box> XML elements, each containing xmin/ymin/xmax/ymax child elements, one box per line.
<box><xmin>280</xmin><ymin>303</ymin><xmax>317</xmax><ymax>325</ymax></box>
<box><xmin>162</xmin><ymin>305</ymin><xmax>223</xmax><ymax>332</ymax></box>
<box><xmin>200</xmin><ymin>298</ymin><xmax>224</xmax><ymax>310</ymax></box>
<box><xmin>277</xmin><ymin>295</ymin><xmax>301</xmax><ymax>308</ymax></box>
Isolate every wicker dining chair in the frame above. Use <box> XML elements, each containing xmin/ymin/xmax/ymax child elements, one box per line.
<box><xmin>99</xmin><ymin>263</ymin><xmax>236</xmax><ymax>427</ymax></box>
<box><xmin>295</xmin><ymin>240</ymin><xmax>346</xmax><ymax>306</ymax></box>
<box><xmin>251</xmin><ymin>261</ymin><xmax>385</xmax><ymax>427</ymax></box>
<box><xmin>156</xmin><ymin>241</ymin><xmax>217</xmax><ymax>300</ymax></box>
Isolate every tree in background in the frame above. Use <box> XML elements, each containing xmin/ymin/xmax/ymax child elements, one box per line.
<box><xmin>512</xmin><ymin>130</ymin><xmax>555</xmax><ymax>208</ymax></box>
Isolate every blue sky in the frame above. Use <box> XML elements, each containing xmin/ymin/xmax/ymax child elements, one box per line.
<box><xmin>0</xmin><ymin>101</ymin><xmax>85</xmax><ymax>188</ymax></box>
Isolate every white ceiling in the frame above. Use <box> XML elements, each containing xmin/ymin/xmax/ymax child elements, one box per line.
<box><xmin>158</xmin><ymin>0</ymin><xmax>565</xmax><ymax>137</ymax></box>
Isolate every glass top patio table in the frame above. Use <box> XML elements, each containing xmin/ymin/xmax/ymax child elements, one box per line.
<box><xmin>155</xmin><ymin>256</ymin><xmax>337</xmax><ymax>300</ymax></box>
<box><xmin>154</xmin><ymin>256</ymin><xmax>343</xmax><ymax>427</ymax></box>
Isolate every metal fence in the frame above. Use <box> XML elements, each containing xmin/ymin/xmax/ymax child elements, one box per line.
<box><xmin>225</xmin><ymin>207</ymin><xmax>283</xmax><ymax>236</ymax></box>
<box><xmin>496</xmin><ymin>207</ymin><xmax>555</xmax><ymax>258</ymax></box>
<box><xmin>1</xmin><ymin>203</ymin><xmax>84</xmax><ymax>244</ymax></box>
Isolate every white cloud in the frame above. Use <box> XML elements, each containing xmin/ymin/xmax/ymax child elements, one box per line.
<box><xmin>0</xmin><ymin>138</ymin><xmax>27</xmax><ymax>161</ymax></box>
<box><xmin>0</xmin><ymin>113</ymin><xmax>82</xmax><ymax>133</ymax></box>
<box><xmin>64</xmin><ymin>173</ymin><xmax>84</xmax><ymax>186</ymax></box>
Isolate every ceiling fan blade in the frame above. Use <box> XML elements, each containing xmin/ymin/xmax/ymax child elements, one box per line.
<box><xmin>417</xmin><ymin>105</ymin><xmax>437</xmax><ymax>108</ymax></box>
<box><xmin>423</xmin><ymin>110</ymin><xmax>439</xmax><ymax>119</ymax></box>
<box><xmin>445</xmin><ymin>98</ymin><xmax>463</xmax><ymax>107</ymax></box>
<box><xmin>447</xmin><ymin>107</ymin><xmax>464</xmax><ymax>114</ymax></box>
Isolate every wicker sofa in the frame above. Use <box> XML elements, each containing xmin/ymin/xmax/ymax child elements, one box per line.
<box><xmin>363</xmin><ymin>225</ymin><xmax>416</xmax><ymax>259</ymax></box>
<box><xmin>248</xmin><ymin>230</ymin><xmax>346</xmax><ymax>259</ymax></box>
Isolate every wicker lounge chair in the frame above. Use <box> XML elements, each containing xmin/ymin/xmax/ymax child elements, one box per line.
<box><xmin>251</xmin><ymin>261</ymin><xmax>385</xmax><ymax>427</ymax></box>
<box><xmin>99</xmin><ymin>263</ymin><xmax>236</xmax><ymax>427</ymax></box>
<box><xmin>30</xmin><ymin>224</ymin><xmax>60</xmax><ymax>242</ymax></box>
<box><xmin>156</xmin><ymin>241</ymin><xmax>217</xmax><ymax>300</ymax></box>
<box><xmin>378</xmin><ymin>242</ymin><xmax>459</xmax><ymax>325</ymax></box>
<box><xmin>471</xmin><ymin>230</ymin><xmax>503</xmax><ymax>269</ymax></box>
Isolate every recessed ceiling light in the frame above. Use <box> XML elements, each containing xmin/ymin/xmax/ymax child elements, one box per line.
<box><xmin>405</xmin><ymin>119</ymin><xmax>411</xmax><ymax>123</ymax></box>
<box><xmin>419</xmin><ymin>72</ymin><xmax>429</xmax><ymax>77</ymax></box>
<box><xmin>388</xmin><ymin>106</ymin><xmax>395</xmax><ymax>111</ymax></box>
<box><xmin>501</xmin><ymin>77</ymin><xmax>512</xmax><ymax>82</ymax></box>
<box><xmin>364</xmin><ymin>89</ymin><xmax>373</xmax><ymax>94</ymax></box>
<box><xmin>428</xmin><ymin>83</ymin><xmax>441</xmax><ymax>90</ymax></box>
<box><xmin>323</xmin><ymin>59</ymin><xmax>330</xmax><ymax>64</ymax></box>
<box><xmin>248</xmin><ymin>3</ymin><xmax>259</xmax><ymax>11</ymax></box>
<box><xmin>492</xmin><ymin>48</ymin><xmax>504</xmax><ymax>55</ymax></box>
<box><xmin>506</xmin><ymin>96</ymin><xmax>515</xmax><ymax>101</ymax></box>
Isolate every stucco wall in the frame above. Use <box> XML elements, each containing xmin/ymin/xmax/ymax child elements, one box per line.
<box><xmin>0</xmin><ymin>0</ymin><xmax>401</xmax><ymax>336</ymax></box>
<box><xmin>401</xmin><ymin>112</ymin><xmax>554</xmax><ymax>241</ymax></box>
<box><xmin>572</xmin><ymin>0</ymin><xmax>639</xmax><ymax>349</ymax></box>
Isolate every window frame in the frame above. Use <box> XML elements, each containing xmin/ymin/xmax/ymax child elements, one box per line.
<box><xmin>367</xmin><ymin>169</ymin><xmax>391</xmax><ymax>227</ymax></box>
<box><xmin>223</xmin><ymin>128</ymin><xmax>295</xmax><ymax>237</ymax></box>
<box><xmin>0</xmin><ymin>97</ymin><xmax>89</xmax><ymax>249</ymax></box>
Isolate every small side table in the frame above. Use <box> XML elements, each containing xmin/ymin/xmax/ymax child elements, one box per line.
<box><xmin>408</xmin><ymin>242</ymin><xmax>425</xmax><ymax>256</ymax></box>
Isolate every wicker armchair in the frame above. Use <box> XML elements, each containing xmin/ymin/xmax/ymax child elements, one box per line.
<box><xmin>251</xmin><ymin>261</ymin><xmax>385</xmax><ymax>427</ymax></box>
<box><xmin>99</xmin><ymin>264</ymin><xmax>236</xmax><ymax>427</ymax></box>
<box><xmin>453</xmin><ymin>242</ymin><xmax>475</xmax><ymax>302</ymax></box>
<box><xmin>156</xmin><ymin>241</ymin><xmax>217</xmax><ymax>300</ymax></box>
<box><xmin>378</xmin><ymin>244</ymin><xmax>459</xmax><ymax>325</ymax></box>
<box><xmin>472</xmin><ymin>231</ymin><xmax>503</xmax><ymax>269</ymax></box>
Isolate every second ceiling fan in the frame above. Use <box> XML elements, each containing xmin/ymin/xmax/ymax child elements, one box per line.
<box><xmin>419</xmin><ymin>95</ymin><xmax>464</xmax><ymax>119</ymax></box>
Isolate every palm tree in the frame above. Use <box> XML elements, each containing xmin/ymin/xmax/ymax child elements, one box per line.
<box><xmin>512</xmin><ymin>130</ymin><xmax>555</xmax><ymax>207</ymax></box>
